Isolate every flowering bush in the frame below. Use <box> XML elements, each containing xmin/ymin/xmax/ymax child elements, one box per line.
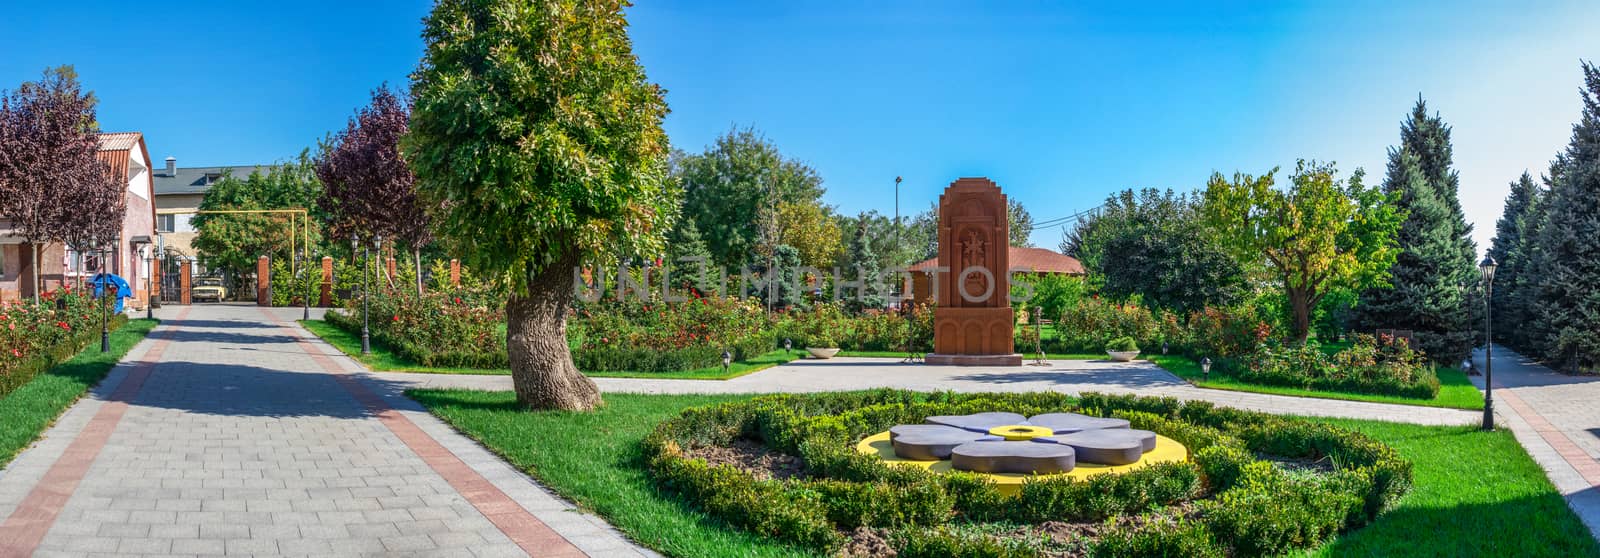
<box><xmin>1054</xmin><ymin>297</ymin><xmax>1161</xmax><ymax>352</ymax></box>
<box><xmin>570</xmin><ymin>294</ymin><xmax>775</xmax><ymax>372</ymax></box>
<box><xmin>328</xmin><ymin>281</ymin><xmax>508</xmax><ymax>368</ymax></box>
<box><xmin>776</xmin><ymin>302</ymin><xmax>934</xmax><ymax>352</ymax></box>
<box><xmin>1052</xmin><ymin>299</ymin><xmax>1270</xmax><ymax>359</ymax></box>
<box><xmin>1</xmin><ymin>286</ymin><xmax>123</xmax><ymax>398</ymax></box>
<box><xmin>1237</xmin><ymin>335</ymin><xmax>1439</xmax><ymax>399</ymax></box>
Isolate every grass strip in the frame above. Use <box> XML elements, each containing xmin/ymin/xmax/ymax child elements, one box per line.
<box><xmin>0</xmin><ymin>318</ymin><xmax>158</xmax><ymax>469</ymax></box>
<box><xmin>1150</xmin><ymin>354</ymin><xmax>1485</xmax><ymax>410</ymax></box>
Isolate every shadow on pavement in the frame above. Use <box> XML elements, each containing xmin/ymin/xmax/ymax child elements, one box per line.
<box><xmin>128</xmin><ymin>360</ymin><xmax>417</xmax><ymax>420</ymax></box>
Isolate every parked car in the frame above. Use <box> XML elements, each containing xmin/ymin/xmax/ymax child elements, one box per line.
<box><xmin>192</xmin><ymin>277</ymin><xmax>228</xmax><ymax>302</ymax></box>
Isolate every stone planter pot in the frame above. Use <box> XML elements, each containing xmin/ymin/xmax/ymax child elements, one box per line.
<box><xmin>807</xmin><ymin>347</ymin><xmax>841</xmax><ymax>359</ymax></box>
<box><xmin>1106</xmin><ymin>350</ymin><xmax>1141</xmax><ymax>362</ymax></box>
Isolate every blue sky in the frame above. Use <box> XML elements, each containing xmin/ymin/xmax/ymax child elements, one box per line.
<box><xmin>3</xmin><ymin>1</ymin><xmax>1597</xmax><ymax>252</ymax></box>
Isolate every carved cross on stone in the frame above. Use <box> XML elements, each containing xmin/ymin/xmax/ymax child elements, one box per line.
<box><xmin>961</xmin><ymin>230</ymin><xmax>985</xmax><ymax>263</ymax></box>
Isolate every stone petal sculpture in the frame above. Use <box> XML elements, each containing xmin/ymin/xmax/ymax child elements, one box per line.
<box><xmin>926</xmin><ymin>412</ymin><xmax>1028</xmax><ymax>433</ymax></box>
<box><xmin>1025</xmin><ymin>413</ymin><xmax>1132</xmax><ymax>433</ymax></box>
<box><xmin>1038</xmin><ymin>429</ymin><xmax>1158</xmax><ymax>466</ymax></box>
<box><xmin>950</xmin><ymin>441</ymin><xmax>1076</xmax><ymax>474</ymax></box>
<box><xmin>888</xmin><ymin>424</ymin><xmax>998</xmax><ymax>460</ymax></box>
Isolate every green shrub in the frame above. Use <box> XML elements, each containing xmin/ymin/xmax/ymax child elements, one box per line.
<box><xmin>1</xmin><ymin>287</ymin><xmax>124</xmax><ymax>398</ymax></box>
<box><xmin>1236</xmin><ymin>335</ymin><xmax>1440</xmax><ymax>399</ymax></box>
<box><xmin>1105</xmin><ymin>336</ymin><xmax>1139</xmax><ymax>352</ymax></box>
<box><xmin>643</xmin><ymin>390</ymin><xmax>1411</xmax><ymax>556</ymax></box>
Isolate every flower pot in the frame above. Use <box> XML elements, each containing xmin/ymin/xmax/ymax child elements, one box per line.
<box><xmin>807</xmin><ymin>347</ymin><xmax>841</xmax><ymax>359</ymax></box>
<box><xmin>1106</xmin><ymin>350</ymin><xmax>1141</xmax><ymax>362</ymax></box>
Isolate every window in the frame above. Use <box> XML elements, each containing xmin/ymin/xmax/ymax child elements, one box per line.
<box><xmin>157</xmin><ymin>214</ymin><xmax>176</xmax><ymax>233</ymax></box>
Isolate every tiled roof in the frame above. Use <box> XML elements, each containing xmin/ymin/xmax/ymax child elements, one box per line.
<box><xmin>153</xmin><ymin>165</ymin><xmax>271</xmax><ymax>195</ymax></box>
<box><xmin>98</xmin><ymin>131</ymin><xmax>142</xmax><ymax>152</ymax></box>
<box><xmin>908</xmin><ymin>246</ymin><xmax>1085</xmax><ymax>275</ymax></box>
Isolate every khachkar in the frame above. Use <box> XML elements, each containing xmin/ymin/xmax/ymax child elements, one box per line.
<box><xmin>925</xmin><ymin>178</ymin><xmax>1022</xmax><ymax>366</ymax></box>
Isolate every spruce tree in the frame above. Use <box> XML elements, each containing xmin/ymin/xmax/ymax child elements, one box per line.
<box><xmin>667</xmin><ymin>218</ymin><xmax>714</xmax><ymax>292</ymax></box>
<box><xmin>1354</xmin><ymin>99</ymin><xmax>1479</xmax><ymax>364</ymax></box>
<box><xmin>1531</xmin><ymin>62</ymin><xmax>1600</xmax><ymax>372</ymax></box>
<box><xmin>1487</xmin><ymin>172</ymin><xmax>1542</xmax><ymax>351</ymax></box>
<box><xmin>846</xmin><ymin>215</ymin><xmax>885</xmax><ymax>311</ymax></box>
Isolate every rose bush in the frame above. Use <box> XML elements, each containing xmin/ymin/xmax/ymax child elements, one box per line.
<box><xmin>1</xmin><ymin>286</ymin><xmax>124</xmax><ymax>398</ymax></box>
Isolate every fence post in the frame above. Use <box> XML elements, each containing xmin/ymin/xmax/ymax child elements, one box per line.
<box><xmin>320</xmin><ymin>256</ymin><xmax>334</xmax><ymax>307</ymax></box>
<box><xmin>257</xmin><ymin>255</ymin><xmax>271</xmax><ymax>306</ymax></box>
<box><xmin>179</xmin><ymin>261</ymin><xmax>192</xmax><ymax>305</ymax></box>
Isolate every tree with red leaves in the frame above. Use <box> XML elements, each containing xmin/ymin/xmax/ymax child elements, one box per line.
<box><xmin>0</xmin><ymin>66</ymin><xmax>124</xmax><ymax>302</ymax></box>
<box><xmin>315</xmin><ymin>85</ymin><xmax>432</xmax><ymax>295</ymax></box>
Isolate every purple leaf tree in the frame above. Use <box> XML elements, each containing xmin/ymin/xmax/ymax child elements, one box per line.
<box><xmin>315</xmin><ymin>85</ymin><xmax>432</xmax><ymax>294</ymax></box>
<box><xmin>0</xmin><ymin>66</ymin><xmax>124</xmax><ymax>301</ymax></box>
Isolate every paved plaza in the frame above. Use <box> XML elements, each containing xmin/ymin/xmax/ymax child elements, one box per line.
<box><xmin>1</xmin><ymin>304</ymin><xmax>1598</xmax><ymax>556</ymax></box>
<box><xmin>0</xmin><ymin>304</ymin><xmax>649</xmax><ymax>558</ymax></box>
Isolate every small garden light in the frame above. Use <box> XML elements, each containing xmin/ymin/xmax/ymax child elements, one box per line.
<box><xmin>1162</xmin><ymin>341</ymin><xmax>1168</xmax><ymax>355</ymax></box>
<box><xmin>784</xmin><ymin>338</ymin><xmax>792</xmax><ymax>356</ymax></box>
<box><xmin>722</xmin><ymin>350</ymin><xmax>732</xmax><ymax>375</ymax></box>
<box><xmin>1201</xmin><ymin>357</ymin><xmax>1212</xmax><ymax>381</ymax></box>
<box><xmin>1480</xmin><ymin>255</ymin><xmax>1497</xmax><ymax>431</ymax></box>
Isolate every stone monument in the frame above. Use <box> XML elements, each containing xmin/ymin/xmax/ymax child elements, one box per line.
<box><xmin>925</xmin><ymin>178</ymin><xmax>1022</xmax><ymax>366</ymax></box>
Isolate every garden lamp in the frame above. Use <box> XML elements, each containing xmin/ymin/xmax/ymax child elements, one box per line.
<box><xmin>98</xmin><ymin>240</ymin><xmax>110</xmax><ymax>353</ymax></box>
<box><xmin>1479</xmin><ymin>255</ymin><xmax>1497</xmax><ymax>431</ymax></box>
<box><xmin>722</xmin><ymin>350</ymin><xmax>732</xmax><ymax>376</ymax></box>
<box><xmin>784</xmin><ymin>338</ymin><xmax>792</xmax><ymax>356</ymax></box>
<box><xmin>1201</xmin><ymin>357</ymin><xmax>1212</xmax><ymax>381</ymax></box>
<box><xmin>1162</xmin><ymin>341</ymin><xmax>1169</xmax><ymax>356</ymax></box>
<box><xmin>142</xmin><ymin>246</ymin><xmax>154</xmax><ymax>320</ymax></box>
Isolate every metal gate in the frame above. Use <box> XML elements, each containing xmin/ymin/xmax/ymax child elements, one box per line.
<box><xmin>160</xmin><ymin>255</ymin><xmax>186</xmax><ymax>304</ymax></box>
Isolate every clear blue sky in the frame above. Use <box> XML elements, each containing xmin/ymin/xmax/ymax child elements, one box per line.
<box><xmin>3</xmin><ymin>0</ymin><xmax>1596</xmax><ymax>252</ymax></box>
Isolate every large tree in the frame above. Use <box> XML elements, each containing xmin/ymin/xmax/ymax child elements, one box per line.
<box><xmin>192</xmin><ymin>153</ymin><xmax>324</xmax><ymax>292</ymax></box>
<box><xmin>407</xmin><ymin>0</ymin><xmax>671</xmax><ymax>410</ymax></box>
<box><xmin>775</xmin><ymin>200</ymin><xmax>841</xmax><ymax>268</ymax></box>
<box><xmin>0</xmin><ymin>66</ymin><xmax>122</xmax><ymax>301</ymax></box>
<box><xmin>675</xmin><ymin>127</ymin><xmax>825</xmax><ymax>269</ymax></box>
<box><xmin>1008</xmin><ymin>199</ymin><xmax>1034</xmax><ymax>247</ymax></box>
<box><xmin>1487</xmin><ymin>172</ymin><xmax>1543</xmax><ymax>352</ymax></box>
<box><xmin>1202</xmin><ymin>162</ymin><xmax>1403</xmax><ymax>342</ymax></box>
<box><xmin>1069</xmin><ymin>188</ymin><xmax>1246</xmax><ymax>314</ymax></box>
<box><xmin>1529</xmin><ymin>62</ymin><xmax>1600</xmax><ymax>373</ymax></box>
<box><xmin>316</xmin><ymin>85</ymin><xmax>431</xmax><ymax>294</ymax></box>
<box><xmin>1353</xmin><ymin>100</ymin><xmax>1478</xmax><ymax>364</ymax></box>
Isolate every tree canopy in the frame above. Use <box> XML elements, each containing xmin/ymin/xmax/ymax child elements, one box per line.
<box><xmin>407</xmin><ymin>0</ymin><xmax>671</xmax><ymax>410</ymax></box>
<box><xmin>673</xmin><ymin>127</ymin><xmax>825</xmax><ymax>269</ymax></box>
<box><xmin>192</xmin><ymin>153</ymin><xmax>324</xmax><ymax>282</ymax></box>
<box><xmin>1527</xmin><ymin>61</ymin><xmax>1600</xmax><ymax>372</ymax></box>
<box><xmin>1069</xmin><ymin>188</ymin><xmax>1245</xmax><ymax>314</ymax></box>
<box><xmin>1202</xmin><ymin>161</ymin><xmax>1402</xmax><ymax>341</ymax></box>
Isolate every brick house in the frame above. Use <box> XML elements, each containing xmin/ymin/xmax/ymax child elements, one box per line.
<box><xmin>0</xmin><ymin>132</ymin><xmax>159</xmax><ymax>308</ymax></box>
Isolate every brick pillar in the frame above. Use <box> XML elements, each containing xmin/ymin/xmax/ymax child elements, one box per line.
<box><xmin>150</xmin><ymin>260</ymin><xmax>162</xmax><ymax>308</ymax></box>
<box><xmin>450</xmin><ymin>259</ymin><xmax>460</xmax><ymax>287</ymax></box>
<box><xmin>385</xmin><ymin>257</ymin><xmax>396</xmax><ymax>285</ymax></box>
<box><xmin>179</xmin><ymin>261</ymin><xmax>192</xmax><ymax>305</ymax></box>
<box><xmin>319</xmin><ymin>256</ymin><xmax>334</xmax><ymax>307</ymax></box>
<box><xmin>257</xmin><ymin>255</ymin><xmax>271</xmax><ymax>306</ymax></box>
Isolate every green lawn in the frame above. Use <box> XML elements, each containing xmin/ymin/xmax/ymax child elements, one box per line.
<box><xmin>299</xmin><ymin>318</ymin><xmax>800</xmax><ymax>380</ymax></box>
<box><xmin>0</xmin><ymin>318</ymin><xmax>158</xmax><ymax>469</ymax></box>
<box><xmin>1149</xmin><ymin>354</ymin><xmax>1485</xmax><ymax>410</ymax></box>
<box><xmin>1297</xmin><ymin>418</ymin><xmax>1598</xmax><ymax>558</ymax></box>
<box><xmin>410</xmin><ymin>390</ymin><xmax>812</xmax><ymax>557</ymax></box>
<box><xmin>411</xmin><ymin>390</ymin><xmax>1590</xmax><ymax>558</ymax></box>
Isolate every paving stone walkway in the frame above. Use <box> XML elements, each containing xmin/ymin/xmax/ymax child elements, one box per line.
<box><xmin>1470</xmin><ymin>345</ymin><xmax>1600</xmax><ymax>541</ymax></box>
<box><xmin>0</xmin><ymin>304</ymin><xmax>651</xmax><ymax>558</ymax></box>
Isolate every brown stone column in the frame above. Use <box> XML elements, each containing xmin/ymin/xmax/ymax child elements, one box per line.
<box><xmin>319</xmin><ymin>256</ymin><xmax>334</xmax><ymax>307</ymax></box>
<box><xmin>385</xmin><ymin>257</ymin><xmax>396</xmax><ymax>286</ymax></box>
<box><xmin>150</xmin><ymin>261</ymin><xmax>161</xmax><ymax>308</ymax></box>
<box><xmin>179</xmin><ymin>261</ymin><xmax>192</xmax><ymax>305</ymax></box>
<box><xmin>450</xmin><ymin>259</ymin><xmax>461</xmax><ymax>287</ymax></box>
<box><xmin>257</xmin><ymin>255</ymin><xmax>271</xmax><ymax>306</ymax></box>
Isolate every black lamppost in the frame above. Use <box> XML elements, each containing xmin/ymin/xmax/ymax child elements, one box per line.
<box><xmin>301</xmin><ymin>251</ymin><xmax>314</xmax><ymax>321</ymax></box>
<box><xmin>352</xmin><ymin>232</ymin><xmax>372</xmax><ymax>355</ymax></box>
<box><xmin>721</xmin><ymin>350</ymin><xmax>732</xmax><ymax>376</ymax></box>
<box><xmin>893</xmin><ymin>176</ymin><xmax>903</xmax><ymax>262</ymax></box>
<box><xmin>142</xmin><ymin>246</ymin><xmax>154</xmax><ymax>320</ymax></box>
<box><xmin>98</xmin><ymin>241</ymin><xmax>110</xmax><ymax>353</ymax></box>
<box><xmin>1480</xmin><ymin>255</ymin><xmax>1498</xmax><ymax>431</ymax></box>
<box><xmin>1201</xmin><ymin>357</ymin><xmax>1212</xmax><ymax>382</ymax></box>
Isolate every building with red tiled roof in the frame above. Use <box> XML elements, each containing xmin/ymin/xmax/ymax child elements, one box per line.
<box><xmin>0</xmin><ymin>132</ymin><xmax>158</xmax><ymax>307</ymax></box>
<box><xmin>904</xmin><ymin>246</ymin><xmax>1085</xmax><ymax>306</ymax></box>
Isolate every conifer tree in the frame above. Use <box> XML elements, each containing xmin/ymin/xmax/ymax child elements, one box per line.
<box><xmin>1530</xmin><ymin>62</ymin><xmax>1600</xmax><ymax>372</ymax></box>
<box><xmin>845</xmin><ymin>214</ymin><xmax>885</xmax><ymax>311</ymax></box>
<box><xmin>1354</xmin><ymin>99</ymin><xmax>1478</xmax><ymax>364</ymax></box>
<box><xmin>1487</xmin><ymin>172</ymin><xmax>1542</xmax><ymax>351</ymax></box>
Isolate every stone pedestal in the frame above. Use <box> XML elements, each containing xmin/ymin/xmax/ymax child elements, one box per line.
<box><xmin>926</xmin><ymin>177</ymin><xmax>1021</xmax><ymax>366</ymax></box>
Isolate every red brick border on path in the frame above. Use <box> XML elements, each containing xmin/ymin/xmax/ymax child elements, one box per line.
<box><xmin>0</xmin><ymin>308</ymin><xmax>191</xmax><ymax>558</ymax></box>
<box><xmin>265</xmin><ymin>310</ymin><xmax>587</xmax><ymax>558</ymax></box>
<box><xmin>1497</xmin><ymin>384</ymin><xmax>1600</xmax><ymax>486</ymax></box>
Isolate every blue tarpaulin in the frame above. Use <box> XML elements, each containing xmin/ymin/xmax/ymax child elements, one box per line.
<box><xmin>90</xmin><ymin>273</ymin><xmax>133</xmax><ymax>313</ymax></box>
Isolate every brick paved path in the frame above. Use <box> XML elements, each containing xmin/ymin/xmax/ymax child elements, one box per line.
<box><xmin>1471</xmin><ymin>345</ymin><xmax>1600</xmax><ymax>541</ymax></box>
<box><xmin>0</xmin><ymin>304</ymin><xmax>649</xmax><ymax>558</ymax></box>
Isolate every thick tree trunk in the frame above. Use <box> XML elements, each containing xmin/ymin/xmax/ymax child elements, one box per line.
<box><xmin>1288</xmin><ymin>287</ymin><xmax>1312</xmax><ymax>343</ymax></box>
<box><xmin>505</xmin><ymin>253</ymin><xmax>601</xmax><ymax>411</ymax></box>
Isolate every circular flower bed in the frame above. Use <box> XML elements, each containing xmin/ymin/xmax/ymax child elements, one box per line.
<box><xmin>644</xmin><ymin>390</ymin><xmax>1412</xmax><ymax>557</ymax></box>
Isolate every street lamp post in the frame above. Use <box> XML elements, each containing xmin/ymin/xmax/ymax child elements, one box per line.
<box><xmin>1480</xmin><ymin>256</ymin><xmax>1498</xmax><ymax>431</ymax></box>
<box><xmin>1201</xmin><ymin>357</ymin><xmax>1212</xmax><ymax>382</ymax></box>
<box><xmin>352</xmin><ymin>233</ymin><xmax>371</xmax><ymax>355</ymax></box>
<box><xmin>143</xmin><ymin>247</ymin><xmax>154</xmax><ymax>320</ymax></box>
<box><xmin>98</xmin><ymin>242</ymin><xmax>110</xmax><ymax>353</ymax></box>
<box><xmin>894</xmin><ymin>176</ymin><xmax>903</xmax><ymax>264</ymax></box>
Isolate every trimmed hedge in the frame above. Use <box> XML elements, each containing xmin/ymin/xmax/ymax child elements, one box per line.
<box><xmin>572</xmin><ymin>334</ymin><xmax>774</xmax><ymax>373</ymax></box>
<box><xmin>644</xmin><ymin>390</ymin><xmax>1412</xmax><ymax>557</ymax></box>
